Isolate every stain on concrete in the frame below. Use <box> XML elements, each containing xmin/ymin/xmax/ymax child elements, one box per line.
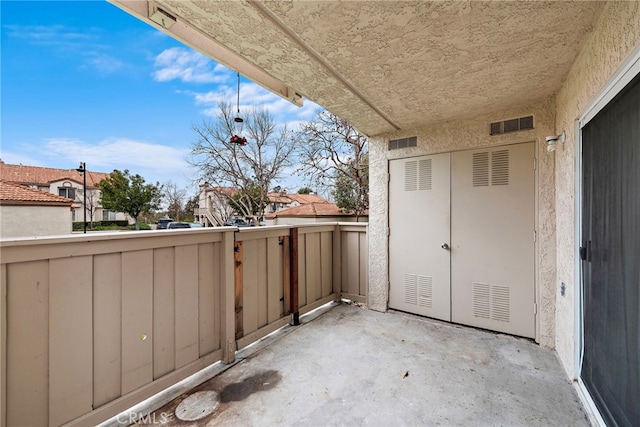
<box><xmin>219</xmin><ymin>370</ymin><xmax>281</xmax><ymax>403</ymax></box>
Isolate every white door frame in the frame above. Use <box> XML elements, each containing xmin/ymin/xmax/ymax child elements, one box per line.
<box><xmin>574</xmin><ymin>42</ymin><xmax>640</xmax><ymax>426</ymax></box>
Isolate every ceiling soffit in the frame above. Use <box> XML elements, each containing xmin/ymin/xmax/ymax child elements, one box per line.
<box><xmin>119</xmin><ymin>1</ymin><xmax>605</xmax><ymax>137</ymax></box>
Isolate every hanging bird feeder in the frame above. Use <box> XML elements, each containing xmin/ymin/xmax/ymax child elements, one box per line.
<box><xmin>230</xmin><ymin>71</ymin><xmax>247</xmax><ymax>145</ymax></box>
<box><xmin>230</xmin><ymin>134</ymin><xmax>247</xmax><ymax>145</ymax></box>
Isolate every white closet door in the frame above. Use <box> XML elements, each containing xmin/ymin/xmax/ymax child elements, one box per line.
<box><xmin>389</xmin><ymin>153</ymin><xmax>451</xmax><ymax>321</ymax></box>
<box><xmin>451</xmin><ymin>143</ymin><xmax>535</xmax><ymax>338</ymax></box>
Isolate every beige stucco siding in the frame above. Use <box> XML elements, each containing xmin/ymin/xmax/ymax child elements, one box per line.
<box><xmin>369</xmin><ymin>2</ymin><xmax>640</xmax><ymax>369</ymax></box>
<box><xmin>369</xmin><ymin>98</ymin><xmax>557</xmax><ymax>347</ymax></box>
<box><xmin>0</xmin><ymin>205</ymin><xmax>72</xmax><ymax>238</ymax></box>
<box><xmin>553</xmin><ymin>1</ymin><xmax>640</xmax><ymax>378</ymax></box>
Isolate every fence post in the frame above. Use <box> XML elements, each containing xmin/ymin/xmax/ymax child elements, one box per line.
<box><xmin>289</xmin><ymin>227</ymin><xmax>299</xmax><ymax>325</ymax></box>
<box><xmin>221</xmin><ymin>230</ymin><xmax>237</xmax><ymax>364</ymax></box>
<box><xmin>281</xmin><ymin>235</ymin><xmax>291</xmax><ymax>315</ymax></box>
<box><xmin>333</xmin><ymin>223</ymin><xmax>342</xmax><ymax>302</ymax></box>
<box><xmin>1</xmin><ymin>264</ymin><xmax>6</xmax><ymax>427</ymax></box>
<box><xmin>234</xmin><ymin>240</ymin><xmax>244</xmax><ymax>340</ymax></box>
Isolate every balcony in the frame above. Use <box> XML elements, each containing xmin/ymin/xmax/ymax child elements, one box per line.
<box><xmin>0</xmin><ymin>223</ymin><xmax>366</xmax><ymax>426</ymax></box>
<box><xmin>0</xmin><ymin>223</ymin><xmax>587</xmax><ymax>426</ymax></box>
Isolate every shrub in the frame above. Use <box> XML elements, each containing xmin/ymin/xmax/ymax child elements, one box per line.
<box><xmin>130</xmin><ymin>222</ymin><xmax>151</xmax><ymax>230</ymax></box>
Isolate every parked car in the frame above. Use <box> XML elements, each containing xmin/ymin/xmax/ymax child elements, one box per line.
<box><xmin>223</xmin><ymin>218</ymin><xmax>251</xmax><ymax>227</ymax></box>
<box><xmin>166</xmin><ymin>222</ymin><xmax>202</xmax><ymax>229</ymax></box>
<box><xmin>156</xmin><ymin>217</ymin><xmax>174</xmax><ymax>229</ymax></box>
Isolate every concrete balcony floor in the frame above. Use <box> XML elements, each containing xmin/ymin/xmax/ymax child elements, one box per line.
<box><xmin>138</xmin><ymin>302</ymin><xmax>588</xmax><ymax>426</ymax></box>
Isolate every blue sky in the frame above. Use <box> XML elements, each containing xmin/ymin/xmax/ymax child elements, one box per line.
<box><xmin>1</xmin><ymin>0</ymin><xmax>319</xmax><ymax>194</ymax></box>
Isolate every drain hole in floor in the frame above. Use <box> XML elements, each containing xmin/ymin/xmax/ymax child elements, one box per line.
<box><xmin>175</xmin><ymin>390</ymin><xmax>220</xmax><ymax>421</ymax></box>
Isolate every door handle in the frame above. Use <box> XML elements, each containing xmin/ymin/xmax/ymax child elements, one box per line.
<box><xmin>441</xmin><ymin>243</ymin><xmax>450</xmax><ymax>250</ymax></box>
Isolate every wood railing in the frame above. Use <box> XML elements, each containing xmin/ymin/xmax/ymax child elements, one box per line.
<box><xmin>0</xmin><ymin>223</ymin><xmax>367</xmax><ymax>426</ymax></box>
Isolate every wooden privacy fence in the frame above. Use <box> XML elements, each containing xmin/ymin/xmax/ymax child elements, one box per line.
<box><xmin>0</xmin><ymin>222</ymin><xmax>367</xmax><ymax>426</ymax></box>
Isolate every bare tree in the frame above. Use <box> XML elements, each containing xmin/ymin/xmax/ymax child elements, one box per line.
<box><xmin>163</xmin><ymin>181</ymin><xmax>187</xmax><ymax>221</ymax></box>
<box><xmin>85</xmin><ymin>189</ymin><xmax>100</xmax><ymax>228</ymax></box>
<box><xmin>190</xmin><ymin>100</ymin><xmax>294</xmax><ymax>225</ymax></box>
<box><xmin>184</xmin><ymin>193</ymin><xmax>199</xmax><ymax>222</ymax></box>
<box><xmin>76</xmin><ymin>188</ymin><xmax>100</xmax><ymax>228</ymax></box>
<box><xmin>295</xmin><ymin>110</ymin><xmax>369</xmax><ymax>217</ymax></box>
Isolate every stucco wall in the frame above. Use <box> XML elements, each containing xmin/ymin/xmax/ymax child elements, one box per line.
<box><xmin>0</xmin><ymin>205</ymin><xmax>72</xmax><ymax>238</ymax></box>
<box><xmin>553</xmin><ymin>1</ymin><xmax>640</xmax><ymax>378</ymax></box>
<box><xmin>369</xmin><ymin>98</ymin><xmax>558</xmax><ymax>347</ymax></box>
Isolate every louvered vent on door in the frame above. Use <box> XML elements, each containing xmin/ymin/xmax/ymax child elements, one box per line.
<box><xmin>473</xmin><ymin>150</ymin><xmax>510</xmax><ymax>187</ymax></box>
<box><xmin>417</xmin><ymin>275</ymin><xmax>433</xmax><ymax>308</ymax></box>
<box><xmin>491</xmin><ymin>285</ymin><xmax>510</xmax><ymax>322</ymax></box>
<box><xmin>404</xmin><ymin>274</ymin><xmax>417</xmax><ymax>304</ymax></box>
<box><xmin>472</xmin><ymin>283</ymin><xmax>490</xmax><ymax>318</ymax></box>
<box><xmin>405</xmin><ymin>273</ymin><xmax>433</xmax><ymax>307</ymax></box>
<box><xmin>472</xmin><ymin>152</ymin><xmax>489</xmax><ymax>187</ymax></box>
<box><xmin>491</xmin><ymin>150</ymin><xmax>509</xmax><ymax>185</ymax></box>
<box><xmin>405</xmin><ymin>159</ymin><xmax>432</xmax><ymax>191</ymax></box>
<box><xmin>404</xmin><ymin>161</ymin><xmax>417</xmax><ymax>191</ymax></box>
<box><xmin>418</xmin><ymin>159</ymin><xmax>433</xmax><ymax>190</ymax></box>
<box><xmin>472</xmin><ymin>282</ymin><xmax>510</xmax><ymax>322</ymax></box>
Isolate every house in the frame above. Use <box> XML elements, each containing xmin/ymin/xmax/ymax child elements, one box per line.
<box><xmin>196</xmin><ymin>183</ymin><xmax>334</xmax><ymax>226</ymax></box>
<box><xmin>196</xmin><ymin>184</ymin><xmax>243</xmax><ymax>226</ymax></box>
<box><xmin>109</xmin><ymin>2</ymin><xmax>640</xmax><ymax>424</ymax></box>
<box><xmin>0</xmin><ymin>162</ymin><xmax>129</xmax><ymax>226</ymax></box>
<box><xmin>265</xmin><ymin>191</ymin><xmax>330</xmax><ymax>215</ymax></box>
<box><xmin>0</xmin><ymin>180</ymin><xmax>74</xmax><ymax>238</ymax></box>
<box><xmin>265</xmin><ymin>201</ymin><xmax>368</xmax><ymax>226</ymax></box>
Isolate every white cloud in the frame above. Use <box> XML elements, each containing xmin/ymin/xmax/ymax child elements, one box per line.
<box><xmin>153</xmin><ymin>47</ymin><xmax>230</xmax><ymax>84</ymax></box>
<box><xmin>42</xmin><ymin>137</ymin><xmax>196</xmax><ymax>190</ymax></box>
<box><xmin>192</xmin><ymin>82</ymin><xmax>322</xmax><ymax>132</ymax></box>
<box><xmin>84</xmin><ymin>52</ymin><xmax>125</xmax><ymax>75</ymax></box>
<box><xmin>0</xmin><ymin>151</ymin><xmax>45</xmax><ymax>167</ymax></box>
<box><xmin>4</xmin><ymin>24</ymin><xmax>94</xmax><ymax>46</ymax></box>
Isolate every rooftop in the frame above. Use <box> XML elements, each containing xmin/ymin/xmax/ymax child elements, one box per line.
<box><xmin>0</xmin><ymin>180</ymin><xmax>74</xmax><ymax>206</ymax></box>
<box><xmin>0</xmin><ymin>161</ymin><xmax>108</xmax><ymax>187</ymax></box>
<box><xmin>266</xmin><ymin>201</ymin><xmax>355</xmax><ymax>219</ymax></box>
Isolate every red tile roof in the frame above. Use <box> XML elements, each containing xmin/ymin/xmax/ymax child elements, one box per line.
<box><xmin>0</xmin><ymin>181</ymin><xmax>74</xmax><ymax>206</ymax></box>
<box><xmin>267</xmin><ymin>192</ymin><xmax>329</xmax><ymax>205</ymax></box>
<box><xmin>202</xmin><ymin>187</ymin><xmax>330</xmax><ymax>205</ymax></box>
<box><xmin>266</xmin><ymin>202</ymin><xmax>351</xmax><ymax>218</ymax></box>
<box><xmin>0</xmin><ymin>162</ymin><xmax>108</xmax><ymax>187</ymax></box>
<box><xmin>203</xmin><ymin>186</ymin><xmax>239</xmax><ymax>197</ymax></box>
<box><xmin>285</xmin><ymin>193</ymin><xmax>329</xmax><ymax>204</ymax></box>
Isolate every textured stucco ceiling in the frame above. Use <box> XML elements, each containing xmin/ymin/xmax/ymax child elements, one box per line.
<box><xmin>112</xmin><ymin>1</ymin><xmax>605</xmax><ymax>137</ymax></box>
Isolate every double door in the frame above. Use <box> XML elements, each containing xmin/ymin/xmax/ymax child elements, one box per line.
<box><xmin>389</xmin><ymin>143</ymin><xmax>535</xmax><ymax>338</ymax></box>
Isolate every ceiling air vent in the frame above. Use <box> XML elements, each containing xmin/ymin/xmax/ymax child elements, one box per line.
<box><xmin>490</xmin><ymin>115</ymin><xmax>534</xmax><ymax>135</ymax></box>
<box><xmin>389</xmin><ymin>136</ymin><xmax>417</xmax><ymax>150</ymax></box>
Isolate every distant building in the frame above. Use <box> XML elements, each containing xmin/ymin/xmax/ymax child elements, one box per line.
<box><xmin>195</xmin><ymin>184</ymin><xmax>344</xmax><ymax>226</ymax></box>
<box><xmin>264</xmin><ymin>192</ymin><xmax>330</xmax><ymax>215</ymax></box>
<box><xmin>0</xmin><ymin>181</ymin><xmax>74</xmax><ymax>238</ymax></box>
<box><xmin>196</xmin><ymin>184</ymin><xmax>238</xmax><ymax>226</ymax></box>
<box><xmin>265</xmin><ymin>201</ymin><xmax>368</xmax><ymax>226</ymax></box>
<box><xmin>0</xmin><ymin>161</ymin><xmax>128</xmax><ymax>225</ymax></box>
